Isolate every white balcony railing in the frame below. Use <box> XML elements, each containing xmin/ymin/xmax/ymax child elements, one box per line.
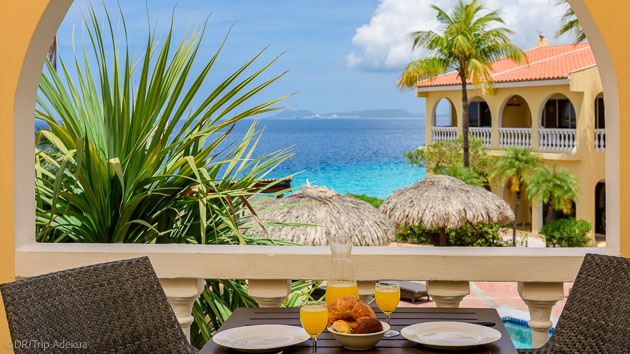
<box><xmin>595</xmin><ymin>129</ymin><xmax>606</xmax><ymax>151</ymax></box>
<box><xmin>15</xmin><ymin>243</ymin><xmax>610</xmax><ymax>348</ymax></box>
<box><xmin>538</xmin><ymin>128</ymin><xmax>577</xmax><ymax>151</ymax></box>
<box><xmin>499</xmin><ymin>128</ymin><xmax>532</xmax><ymax>148</ymax></box>
<box><xmin>469</xmin><ymin>127</ymin><xmax>492</xmax><ymax>147</ymax></box>
<box><xmin>431</xmin><ymin>126</ymin><xmax>458</xmax><ymax>143</ymax></box>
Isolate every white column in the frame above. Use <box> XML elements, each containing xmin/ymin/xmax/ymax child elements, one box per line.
<box><xmin>427</xmin><ymin>281</ymin><xmax>470</xmax><ymax>308</ymax></box>
<box><xmin>248</xmin><ymin>279</ymin><xmax>291</xmax><ymax>308</ymax></box>
<box><xmin>518</xmin><ymin>282</ymin><xmax>564</xmax><ymax>348</ymax></box>
<box><xmin>161</xmin><ymin>278</ymin><xmax>204</xmax><ymax>341</ymax></box>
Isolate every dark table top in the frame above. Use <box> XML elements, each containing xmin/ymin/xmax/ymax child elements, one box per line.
<box><xmin>200</xmin><ymin>307</ymin><xmax>517</xmax><ymax>354</ymax></box>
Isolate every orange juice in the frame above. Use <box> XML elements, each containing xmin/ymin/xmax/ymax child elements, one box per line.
<box><xmin>325</xmin><ymin>281</ymin><xmax>359</xmax><ymax>305</ymax></box>
<box><xmin>300</xmin><ymin>305</ymin><xmax>328</xmax><ymax>337</ymax></box>
<box><xmin>375</xmin><ymin>286</ymin><xmax>400</xmax><ymax>314</ymax></box>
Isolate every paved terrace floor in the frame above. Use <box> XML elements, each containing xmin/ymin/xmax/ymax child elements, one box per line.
<box><xmin>398</xmin><ymin>282</ymin><xmax>573</xmax><ymax>324</ymax></box>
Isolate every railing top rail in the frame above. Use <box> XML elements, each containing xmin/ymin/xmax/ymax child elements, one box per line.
<box><xmin>15</xmin><ymin>243</ymin><xmax>611</xmax><ymax>282</ymax></box>
<box><xmin>539</xmin><ymin>128</ymin><xmax>577</xmax><ymax>132</ymax></box>
<box><xmin>499</xmin><ymin>127</ymin><xmax>532</xmax><ymax>131</ymax></box>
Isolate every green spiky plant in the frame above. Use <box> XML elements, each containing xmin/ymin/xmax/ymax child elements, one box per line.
<box><xmin>35</xmin><ymin>4</ymin><xmax>321</xmax><ymax>347</ymax></box>
<box><xmin>398</xmin><ymin>0</ymin><xmax>526</xmax><ymax>168</ymax></box>
<box><xmin>526</xmin><ymin>162</ymin><xmax>580</xmax><ymax>225</ymax></box>
<box><xmin>490</xmin><ymin>148</ymin><xmax>541</xmax><ymax>246</ymax></box>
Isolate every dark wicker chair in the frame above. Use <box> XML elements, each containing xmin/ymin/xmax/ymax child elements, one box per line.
<box><xmin>518</xmin><ymin>253</ymin><xmax>630</xmax><ymax>353</ymax></box>
<box><xmin>0</xmin><ymin>256</ymin><xmax>198</xmax><ymax>353</ymax></box>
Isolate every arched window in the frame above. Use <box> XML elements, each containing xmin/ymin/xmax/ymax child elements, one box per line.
<box><xmin>542</xmin><ymin>95</ymin><xmax>576</xmax><ymax>129</ymax></box>
<box><xmin>595</xmin><ymin>94</ymin><xmax>605</xmax><ymax>129</ymax></box>
<box><xmin>468</xmin><ymin>99</ymin><xmax>491</xmax><ymax>127</ymax></box>
<box><xmin>433</xmin><ymin>98</ymin><xmax>457</xmax><ymax>127</ymax></box>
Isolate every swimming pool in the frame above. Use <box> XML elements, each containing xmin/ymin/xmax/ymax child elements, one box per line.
<box><xmin>502</xmin><ymin>317</ymin><xmax>553</xmax><ymax>349</ymax></box>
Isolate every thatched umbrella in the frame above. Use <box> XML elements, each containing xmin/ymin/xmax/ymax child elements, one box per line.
<box><xmin>380</xmin><ymin>175</ymin><xmax>514</xmax><ymax>246</ymax></box>
<box><xmin>247</xmin><ymin>185</ymin><xmax>395</xmax><ymax>246</ymax></box>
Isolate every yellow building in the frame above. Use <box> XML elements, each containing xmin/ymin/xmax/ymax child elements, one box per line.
<box><xmin>417</xmin><ymin>41</ymin><xmax>606</xmax><ymax>242</ymax></box>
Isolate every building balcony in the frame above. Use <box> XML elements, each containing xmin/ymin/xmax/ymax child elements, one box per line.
<box><xmin>430</xmin><ymin>126</ymin><xmax>603</xmax><ymax>152</ymax></box>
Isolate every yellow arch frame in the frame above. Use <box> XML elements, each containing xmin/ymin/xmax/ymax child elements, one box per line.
<box><xmin>0</xmin><ymin>0</ymin><xmax>627</xmax><ymax>348</ymax></box>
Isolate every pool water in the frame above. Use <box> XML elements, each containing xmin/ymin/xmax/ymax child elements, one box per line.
<box><xmin>502</xmin><ymin>317</ymin><xmax>553</xmax><ymax>349</ymax></box>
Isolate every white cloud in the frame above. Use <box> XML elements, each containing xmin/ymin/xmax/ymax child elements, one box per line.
<box><xmin>346</xmin><ymin>0</ymin><xmax>568</xmax><ymax>71</ymax></box>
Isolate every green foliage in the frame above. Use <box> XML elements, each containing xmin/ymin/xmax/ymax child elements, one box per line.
<box><xmin>347</xmin><ymin>194</ymin><xmax>383</xmax><ymax>208</ymax></box>
<box><xmin>541</xmin><ymin>218</ymin><xmax>591</xmax><ymax>247</ymax></box>
<box><xmin>395</xmin><ymin>223</ymin><xmax>506</xmax><ymax>247</ymax></box>
<box><xmin>395</xmin><ymin>224</ymin><xmax>430</xmax><ymax>244</ymax></box>
<box><xmin>35</xmin><ymin>4</ymin><xmax>294</xmax><ymax>244</ymax></box>
<box><xmin>34</xmin><ymin>4</ymin><xmax>306</xmax><ymax>348</ymax></box>
<box><xmin>491</xmin><ymin>148</ymin><xmax>540</xmax><ymax>193</ymax></box>
<box><xmin>526</xmin><ymin>163</ymin><xmax>580</xmax><ymax>217</ymax></box>
<box><xmin>404</xmin><ymin>136</ymin><xmax>492</xmax><ymax>185</ymax></box>
<box><xmin>443</xmin><ymin>165</ymin><xmax>483</xmax><ymax>186</ymax></box>
<box><xmin>398</xmin><ymin>0</ymin><xmax>527</xmax><ymax>93</ymax></box>
<box><xmin>555</xmin><ymin>0</ymin><xmax>586</xmax><ymax>43</ymax></box>
<box><xmin>447</xmin><ymin>223</ymin><xmax>505</xmax><ymax>247</ymax></box>
<box><xmin>283</xmin><ymin>280</ymin><xmax>325</xmax><ymax>308</ymax></box>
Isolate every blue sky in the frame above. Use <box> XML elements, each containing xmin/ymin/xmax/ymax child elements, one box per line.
<box><xmin>57</xmin><ymin>0</ymin><xmax>569</xmax><ymax>116</ymax></box>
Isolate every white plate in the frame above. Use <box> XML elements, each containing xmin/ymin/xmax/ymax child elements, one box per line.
<box><xmin>213</xmin><ymin>324</ymin><xmax>310</xmax><ymax>353</ymax></box>
<box><xmin>401</xmin><ymin>321</ymin><xmax>502</xmax><ymax>350</ymax></box>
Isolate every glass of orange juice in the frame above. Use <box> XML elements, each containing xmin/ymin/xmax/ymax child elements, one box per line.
<box><xmin>300</xmin><ymin>301</ymin><xmax>328</xmax><ymax>353</ymax></box>
<box><xmin>375</xmin><ymin>281</ymin><xmax>400</xmax><ymax>337</ymax></box>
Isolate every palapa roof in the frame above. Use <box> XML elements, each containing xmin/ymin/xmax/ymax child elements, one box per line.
<box><xmin>246</xmin><ymin>186</ymin><xmax>395</xmax><ymax>246</ymax></box>
<box><xmin>380</xmin><ymin>175</ymin><xmax>514</xmax><ymax>229</ymax></box>
<box><xmin>417</xmin><ymin>43</ymin><xmax>595</xmax><ymax>88</ymax></box>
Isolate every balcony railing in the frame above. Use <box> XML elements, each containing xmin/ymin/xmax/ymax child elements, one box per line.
<box><xmin>14</xmin><ymin>243</ymin><xmax>608</xmax><ymax>348</ymax></box>
<box><xmin>431</xmin><ymin>126</ymin><xmax>458</xmax><ymax>143</ymax></box>
<box><xmin>538</xmin><ymin>128</ymin><xmax>577</xmax><ymax>151</ymax></box>
<box><xmin>595</xmin><ymin>129</ymin><xmax>606</xmax><ymax>151</ymax></box>
<box><xmin>499</xmin><ymin>128</ymin><xmax>532</xmax><ymax>148</ymax></box>
<box><xmin>469</xmin><ymin>127</ymin><xmax>492</xmax><ymax>147</ymax></box>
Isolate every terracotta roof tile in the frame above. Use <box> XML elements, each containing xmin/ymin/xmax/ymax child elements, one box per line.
<box><xmin>417</xmin><ymin>43</ymin><xmax>595</xmax><ymax>88</ymax></box>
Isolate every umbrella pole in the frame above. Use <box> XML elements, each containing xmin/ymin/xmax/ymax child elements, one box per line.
<box><xmin>439</xmin><ymin>227</ymin><xmax>447</xmax><ymax>246</ymax></box>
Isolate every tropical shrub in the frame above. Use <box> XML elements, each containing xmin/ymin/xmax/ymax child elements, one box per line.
<box><xmin>491</xmin><ymin>147</ymin><xmax>541</xmax><ymax>246</ymax></box>
<box><xmin>540</xmin><ymin>218</ymin><xmax>591</xmax><ymax>247</ymax></box>
<box><xmin>447</xmin><ymin>223</ymin><xmax>505</xmax><ymax>247</ymax></box>
<box><xmin>347</xmin><ymin>194</ymin><xmax>383</xmax><ymax>208</ymax></box>
<box><xmin>395</xmin><ymin>224</ymin><xmax>430</xmax><ymax>244</ymax></box>
<box><xmin>395</xmin><ymin>222</ymin><xmax>505</xmax><ymax>247</ymax></box>
<box><xmin>34</xmin><ymin>4</ymin><xmax>304</xmax><ymax>348</ymax></box>
<box><xmin>526</xmin><ymin>162</ymin><xmax>580</xmax><ymax>225</ymax></box>
<box><xmin>404</xmin><ymin>137</ymin><xmax>493</xmax><ymax>185</ymax></box>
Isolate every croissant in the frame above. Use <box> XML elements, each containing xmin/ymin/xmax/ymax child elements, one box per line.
<box><xmin>327</xmin><ymin>296</ymin><xmax>377</xmax><ymax>327</ymax></box>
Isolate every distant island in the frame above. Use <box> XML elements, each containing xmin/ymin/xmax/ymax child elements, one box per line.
<box><xmin>266</xmin><ymin>109</ymin><xmax>422</xmax><ymax>119</ymax></box>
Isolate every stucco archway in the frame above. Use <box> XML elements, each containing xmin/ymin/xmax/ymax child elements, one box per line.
<box><xmin>0</xmin><ymin>0</ymin><xmax>620</xmax><ymax>254</ymax></box>
<box><xmin>432</xmin><ymin>97</ymin><xmax>458</xmax><ymax>127</ymax></box>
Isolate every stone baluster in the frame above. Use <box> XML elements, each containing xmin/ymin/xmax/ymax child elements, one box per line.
<box><xmin>249</xmin><ymin>279</ymin><xmax>292</xmax><ymax>308</ymax></box>
<box><xmin>518</xmin><ymin>282</ymin><xmax>564</xmax><ymax>348</ymax></box>
<box><xmin>427</xmin><ymin>281</ymin><xmax>470</xmax><ymax>308</ymax></box>
<box><xmin>161</xmin><ymin>278</ymin><xmax>204</xmax><ymax>341</ymax></box>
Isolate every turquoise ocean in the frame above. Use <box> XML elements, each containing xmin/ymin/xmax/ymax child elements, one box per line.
<box><xmin>232</xmin><ymin>118</ymin><xmax>427</xmax><ymax>199</ymax></box>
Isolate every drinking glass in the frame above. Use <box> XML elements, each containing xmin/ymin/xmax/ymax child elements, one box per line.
<box><xmin>375</xmin><ymin>281</ymin><xmax>400</xmax><ymax>337</ymax></box>
<box><xmin>300</xmin><ymin>301</ymin><xmax>328</xmax><ymax>353</ymax></box>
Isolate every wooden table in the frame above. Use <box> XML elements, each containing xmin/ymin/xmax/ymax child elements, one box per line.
<box><xmin>200</xmin><ymin>307</ymin><xmax>518</xmax><ymax>353</ymax></box>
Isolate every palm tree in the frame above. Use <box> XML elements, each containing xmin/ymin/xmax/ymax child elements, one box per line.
<box><xmin>398</xmin><ymin>0</ymin><xmax>526</xmax><ymax>167</ymax></box>
<box><xmin>555</xmin><ymin>0</ymin><xmax>586</xmax><ymax>43</ymax></box>
<box><xmin>491</xmin><ymin>148</ymin><xmax>540</xmax><ymax>246</ymax></box>
<box><xmin>526</xmin><ymin>163</ymin><xmax>580</xmax><ymax>225</ymax></box>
